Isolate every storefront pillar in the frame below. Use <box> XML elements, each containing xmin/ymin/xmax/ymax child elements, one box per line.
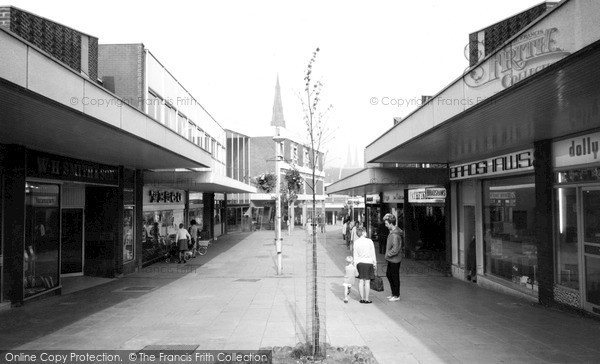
<box><xmin>403</xmin><ymin>189</ymin><xmax>415</xmax><ymax>253</ymax></box>
<box><xmin>2</xmin><ymin>145</ymin><xmax>26</xmax><ymax>304</ymax></box>
<box><xmin>534</xmin><ymin>139</ymin><xmax>554</xmax><ymax>305</ymax></box>
<box><xmin>203</xmin><ymin>193</ymin><xmax>214</xmax><ymax>239</ymax></box>
<box><xmin>444</xmin><ymin>182</ymin><xmax>452</xmax><ymax>265</ymax></box>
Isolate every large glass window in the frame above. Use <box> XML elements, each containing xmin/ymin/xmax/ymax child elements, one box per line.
<box><xmin>25</xmin><ymin>182</ymin><xmax>60</xmax><ymax>298</ymax></box>
<box><xmin>483</xmin><ymin>175</ymin><xmax>537</xmax><ymax>292</ymax></box>
<box><xmin>123</xmin><ymin>206</ymin><xmax>134</xmax><ymax>262</ymax></box>
<box><xmin>582</xmin><ymin>189</ymin><xmax>600</xmax><ymax>306</ymax></box>
<box><xmin>555</xmin><ymin>187</ymin><xmax>579</xmax><ymax>290</ymax></box>
<box><xmin>1</xmin><ymin>173</ymin><xmax>4</xmax><ymax>302</ymax></box>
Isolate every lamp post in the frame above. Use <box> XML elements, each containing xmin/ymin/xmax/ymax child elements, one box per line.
<box><xmin>274</xmin><ymin>128</ymin><xmax>284</xmax><ymax>275</ymax></box>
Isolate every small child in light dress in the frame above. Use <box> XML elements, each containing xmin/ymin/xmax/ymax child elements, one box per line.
<box><xmin>343</xmin><ymin>256</ymin><xmax>358</xmax><ymax>303</ymax></box>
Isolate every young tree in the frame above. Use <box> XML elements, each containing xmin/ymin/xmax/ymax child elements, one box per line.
<box><xmin>300</xmin><ymin>47</ymin><xmax>333</xmax><ymax>357</ymax></box>
<box><xmin>281</xmin><ymin>167</ymin><xmax>302</xmax><ymax>234</ymax></box>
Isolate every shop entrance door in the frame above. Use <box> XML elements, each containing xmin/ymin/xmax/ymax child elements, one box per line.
<box><xmin>61</xmin><ymin>208</ymin><xmax>84</xmax><ymax>276</ymax></box>
<box><xmin>581</xmin><ymin>188</ymin><xmax>600</xmax><ymax>314</ymax></box>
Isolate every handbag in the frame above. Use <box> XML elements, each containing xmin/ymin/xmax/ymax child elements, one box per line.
<box><xmin>371</xmin><ymin>276</ymin><xmax>384</xmax><ymax>292</ymax></box>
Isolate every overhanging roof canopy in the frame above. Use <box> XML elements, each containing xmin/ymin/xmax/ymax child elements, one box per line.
<box><xmin>0</xmin><ymin>28</ymin><xmax>212</xmax><ymax>170</ymax></box>
<box><xmin>144</xmin><ymin>171</ymin><xmax>257</xmax><ymax>194</ymax></box>
<box><xmin>326</xmin><ymin>167</ymin><xmax>448</xmax><ymax>196</ymax></box>
<box><xmin>366</xmin><ymin>0</ymin><xmax>600</xmax><ymax>165</ymax></box>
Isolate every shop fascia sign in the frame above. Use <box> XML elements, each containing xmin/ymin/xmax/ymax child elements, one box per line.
<box><xmin>449</xmin><ymin>149</ymin><xmax>534</xmax><ymax>181</ymax></box>
<box><xmin>554</xmin><ymin>132</ymin><xmax>600</xmax><ymax>168</ymax></box>
<box><xmin>147</xmin><ymin>190</ymin><xmax>183</xmax><ymax>204</ymax></box>
<box><xmin>366</xmin><ymin>194</ymin><xmax>380</xmax><ymax>204</ymax></box>
<box><xmin>383</xmin><ymin>190</ymin><xmax>404</xmax><ymax>203</ymax></box>
<box><xmin>464</xmin><ymin>27</ymin><xmax>570</xmax><ymax>90</ymax></box>
<box><xmin>27</xmin><ymin>151</ymin><xmax>119</xmax><ymax>186</ymax></box>
<box><xmin>408</xmin><ymin>188</ymin><xmax>446</xmax><ymax>204</ymax></box>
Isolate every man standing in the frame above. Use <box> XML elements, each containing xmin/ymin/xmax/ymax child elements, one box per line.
<box><xmin>383</xmin><ymin>213</ymin><xmax>403</xmax><ymax>302</ymax></box>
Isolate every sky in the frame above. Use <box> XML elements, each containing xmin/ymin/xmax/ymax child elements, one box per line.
<box><xmin>8</xmin><ymin>0</ymin><xmax>549</xmax><ymax>167</ymax></box>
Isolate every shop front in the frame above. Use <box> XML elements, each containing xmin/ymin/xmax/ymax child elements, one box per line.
<box><xmin>553</xmin><ymin>132</ymin><xmax>600</xmax><ymax>315</ymax></box>
<box><xmin>405</xmin><ymin>187</ymin><xmax>446</xmax><ymax>260</ymax></box>
<box><xmin>450</xmin><ymin>149</ymin><xmax>537</xmax><ymax>298</ymax></box>
<box><xmin>0</xmin><ymin>147</ymin><xmax>136</xmax><ymax>304</ymax></box>
<box><xmin>142</xmin><ymin>187</ymin><xmax>186</xmax><ymax>265</ymax></box>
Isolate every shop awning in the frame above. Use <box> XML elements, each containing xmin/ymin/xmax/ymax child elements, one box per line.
<box><xmin>143</xmin><ymin>170</ymin><xmax>257</xmax><ymax>194</ymax></box>
<box><xmin>325</xmin><ymin>167</ymin><xmax>448</xmax><ymax>196</ymax></box>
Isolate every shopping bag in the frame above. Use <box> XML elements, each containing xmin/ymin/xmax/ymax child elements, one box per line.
<box><xmin>371</xmin><ymin>276</ymin><xmax>384</xmax><ymax>292</ymax></box>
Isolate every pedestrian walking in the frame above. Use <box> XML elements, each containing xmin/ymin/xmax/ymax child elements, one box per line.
<box><xmin>383</xmin><ymin>213</ymin><xmax>403</xmax><ymax>302</ymax></box>
<box><xmin>175</xmin><ymin>223</ymin><xmax>191</xmax><ymax>264</ymax></box>
<box><xmin>346</xmin><ymin>220</ymin><xmax>353</xmax><ymax>250</ymax></box>
<box><xmin>189</xmin><ymin>219</ymin><xmax>200</xmax><ymax>258</ymax></box>
<box><xmin>343</xmin><ymin>256</ymin><xmax>357</xmax><ymax>303</ymax></box>
<box><xmin>353</xmin><ymin>226</ymin><xmax>377</xmax><ymax>304</ymax></box>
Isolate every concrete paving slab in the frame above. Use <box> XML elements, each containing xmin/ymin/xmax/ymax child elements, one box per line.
<box><xmin>2</xmin><ymin>228</ymin><xmax>600</xmax><ymax>363</ymax></box>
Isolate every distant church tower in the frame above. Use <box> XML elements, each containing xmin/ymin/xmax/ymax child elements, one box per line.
<box><xmin>271</xmin><ymin>75</ymin><xmax>286</xmax><ymax>128</ymax></box>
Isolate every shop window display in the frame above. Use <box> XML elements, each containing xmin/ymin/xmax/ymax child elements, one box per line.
<box><xmin>123</xmin><ymin>206</ymin><xmax>134</xmax><ymax>262</ymax></box>
<box><xmin>483</xmin><ymin>175</ymin><xmax>537</xmax><ymax>292</ymax></box>
<box><xmin>555</xmin><ymin>187</ymin><xmax>579</xmax><ymax>290</ymax></box>
<box><xmin>141</xmin><ymin>210</ymin><xmax>182</xmax><ymax>264</ymax></box>
<box><xmin>582</xmin><ymin>189</ymin><xmax>600</xmax><ymax>306</ymax></box>
<box><xmin>24</xmin><ymin>182</ymin><xmax>60</xmax><ymax>298</ymax></box>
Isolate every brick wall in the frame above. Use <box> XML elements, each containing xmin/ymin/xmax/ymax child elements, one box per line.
<box><xmin>469</xmin><ymin>2</ymin><xmax>554</xmax><ymax>66</ymax></box>
<box><xmin>98</xmin><ymin>44</ymin><xmax>144</xmax><ymax>110</ymax></box>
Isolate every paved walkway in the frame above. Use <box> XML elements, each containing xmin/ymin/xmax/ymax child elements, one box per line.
<box><xmin>1</xmin><ymin>228</ymin><xmax>600</xmax><ymax>363</ymax></box>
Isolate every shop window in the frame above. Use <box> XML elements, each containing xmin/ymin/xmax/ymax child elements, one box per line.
<box><xmin>24</xmin><ymin>182</ymin><xmax>60</xmax><ymax>298</ymax></box>
<box><xmin>483</xmin><ymin>175</ymin><xmax>537</xmax><ymax>292</ymax></box>
<box><xmin>555</xmin><ymin>187</ymin><xmax>579</xmax><ymax>290</ymax></box>
<box><xmin>123</xmin><ymin>206</ymin><xmax>134</xmax><ymax>263</ymax></box>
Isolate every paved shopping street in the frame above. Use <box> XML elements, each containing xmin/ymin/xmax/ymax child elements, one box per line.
<box><xmin>1</xmin><ymin>227</ymin><xmax>600</xmax><ymax>363</ymax></box>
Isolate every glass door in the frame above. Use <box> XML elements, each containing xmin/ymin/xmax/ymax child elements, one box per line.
<box><xmin>582</xmin><ymin>188</ymin><xmax>600</xmax><ymax>313</ymax></box>
<box><xmin>61</xmin><ymin>208</ymin><xmax>84</xmax><ymax>275</ymax></box>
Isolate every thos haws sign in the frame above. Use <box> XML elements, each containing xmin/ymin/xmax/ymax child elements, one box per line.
<box><xmin>450</xmin><ymin>149</ymin><xmax>534</xmax><ymax>181</ymax></box>
<box><xmin>554</xmin><ymin>132</ymin><xmax>600</xmax><ymax>168</ymax></box>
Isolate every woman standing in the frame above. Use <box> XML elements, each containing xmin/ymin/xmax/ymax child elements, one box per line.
<box><xmin>353</xmin><ymin>226</ymin><xmax>377</xmax><ymax>304</ymax></box>
<box><xmin>175</xmin><ymin>223</ymin><xmax>191</xmax><ymax>264</ymax></box>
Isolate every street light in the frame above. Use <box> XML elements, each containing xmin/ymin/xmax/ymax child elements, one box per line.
<box><xmin>273</xmin><ymin>128</ymin><xmax>285</xmax><ymax>275</ymax></box>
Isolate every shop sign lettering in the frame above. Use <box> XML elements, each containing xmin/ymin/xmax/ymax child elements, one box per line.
<box><xmin>408</xmin><ymin>188</ymin><xmax>446</xmax><ymax>204</ymax></box>
<box><xmin>465</xmin><ymin>28</ymin><xmax>570</xmax><ymax>90</ymax></box>
<box><xmin>425</xmin><ymin>187</ymin><xmax>446</xmax><ymax>199</ymax></box>
<box><xmin>383</xmin><ymin>191</ymin><xmax>404</xmax><ymax>203</ymax></box>
<box><xmin>449</xmin><ymin>149</ymin><xmax>534</xmax><ymax>180</ymax></box>
<box><xmin>149</xmin><ymin>190</ymin><xmax>182</xmax><ymax>203</ymax></box>
<box><xmin>554</xmin><ymin>133</ymin><xmax>600</xmax><ymax>168</ymax></box>
<box><xmin>28</xmin><ymin>151</ymin><xmax>119</xmax><ymax>186</ymax></box>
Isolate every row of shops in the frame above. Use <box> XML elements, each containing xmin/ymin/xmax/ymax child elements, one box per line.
<box><xmin>0</xmin><ymin>146</ymin><xmax>251</xmax><ymax>306</ymax></box>
<box><xmin>327</xmin><ymin>0</ymin><xmax>600</xmax><ymax>317</ymax></box>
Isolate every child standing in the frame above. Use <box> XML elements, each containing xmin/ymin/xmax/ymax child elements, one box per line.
<box><xmin>343</xmin><ymin>256</ymin><xmax>357</xmax><ymax>303</ymax></box>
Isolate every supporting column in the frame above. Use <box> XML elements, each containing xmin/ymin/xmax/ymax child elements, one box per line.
<box><xmin>3</xmin><ymin>145</ymin><xmax>26</xmax><ymax>304</ymax></box>
<box><xmin>403</xmin><ymin>189</ymin><xmax>414</xmax><ymax>255</ymax></box>
<box><xmin>203</xmin><ymin>193</ymin><xmax>215</xmax><ymax>240</ymax></box>
<box><xmin>444</xmin><ymin>182</ymin><xmax>452</xmax><ymax>266</ymax></box>
<box><xmin>534</xmin><ymin>139</ymin><xmax>554</xmax><ymax>305</ymax></box>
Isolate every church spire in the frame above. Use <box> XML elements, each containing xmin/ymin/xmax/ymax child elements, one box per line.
<box><xmin>271</xmin><ymin>74</ymin><xmax>286</xmax><ymax>128</ymax></box>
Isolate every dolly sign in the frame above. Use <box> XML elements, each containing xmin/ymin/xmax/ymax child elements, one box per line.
<box><xmin>554</xmin><ymin>132</ymin><xmax>600</xmax><ymax>168</ymax></box>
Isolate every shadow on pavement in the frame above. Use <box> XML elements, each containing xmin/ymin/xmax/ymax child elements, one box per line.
<box><xmin>0</xmin><ymin>232</ymin><xmax>253</xmax><ymax>350</ymax></box>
